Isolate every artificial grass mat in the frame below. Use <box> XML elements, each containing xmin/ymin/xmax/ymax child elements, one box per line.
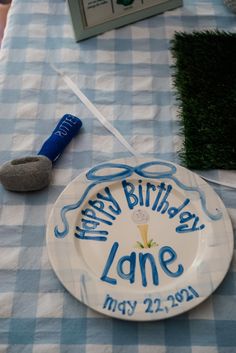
<box><xmin>171</xmin><ymin>30</ymin><xmax>236</xmax><ymax>170</ymax></box>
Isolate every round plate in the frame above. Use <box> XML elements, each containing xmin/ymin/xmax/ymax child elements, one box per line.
<box><xmin>46</xmin><ymin>157</ymin><xmax>234</xmax><ymax>321</ymax></box>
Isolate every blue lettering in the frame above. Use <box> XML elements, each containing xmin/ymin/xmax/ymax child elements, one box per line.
<box><xmin>97</xmin><ymin>187</ymin><xmax>121</xmax><ymax>216</ymax></box>
<box><xmin>100</xmin><ymin>244</ymin><xmax>184</xmax><ymax>287</ymax></box>
<box><xmin>159</xmin><ymin>246</ymin><xmax>184</xmax><ymax>277</ymax></box>
<box><xmin>81</xmin><ymin>208</ymin><xmax>113</xmax><ymax>225</ymax></box>
<box><xmin>122</xmin><ymin>180</ymin><xmax>138</xmax><ymax>209</ymax></box>
<box><xmin>102</xmin><ymin>294</ymin><xmax>137</xmax><ymax>316</ymax></box>
<box><xmin>176</xmin><ymin>215</ymin><xmax>205</xmax><ymax>233</ymax></box>
<box><xmin>100</xmin><ymin>242</ymin><xmax>119</xmax><ymax>285</ymax></box>
<box><xmin>89</xmin><ymin>200</ymin><xmax>116</xmax><ymax>220</ymax></box>
<box><xmin>152</xmin><ymin>182</ymin><xmax>166</xmax><ymax>211</ymax></box>
<box><xmin>138</xmin><ymin>180</ymin><xmax>144</xmax><ymax>206</ymax></box>
<box><xmin>127</xmin><ymin>300</ymin><xmax>137</xmax><ymax>316</ymax></box>
<box><xmin>139</xmin><ymin>253</ymin><xmax>159</xmax><ymax>287</ymax></box>
<box><xmin>103</xmin><ymin>294</ymin><xmax>117</xmax><ymax>312</ymax></box>
<box><xmin>117</xmin><ymin>301</ymin><xmax>126</xmax><ymax>315</ymax></box>
<box><xmin>167</xmin><ymin>198</ymin><xmax>190</xmax><ymax>219</ymax></box>
<box><xmin>81</xmin><ymin>218</ymin><xmax>100</xmax><ymax>230</ymax></box>
<box><xmin>156</xmin><ymin>184</ymin><xmax>173</xmax><ymax>214</ymax></box>
<box><xmin>117</xmin><ymin>252</ymin><xmax>136</xmax><ymax>284</ymax></box>
<box><xmin>145</xmin><ymin>182</ymin><xmax>156</xmax><ymax>207</ymax></box>
<box><xmin>179</xmin><ymin>211</ymin><xmax>196</xmax><ymax>223</ymax></box>
<box><xmin>74</xmin><ymin>226</ymin><xmax>108</xmax><ymax>241</ymax></box>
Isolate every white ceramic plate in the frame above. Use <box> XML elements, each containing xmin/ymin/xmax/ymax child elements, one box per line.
<box><xmin>46</xmin><ymin>157</ymin><xmax>234</xmax><ymax>321</ymax></box>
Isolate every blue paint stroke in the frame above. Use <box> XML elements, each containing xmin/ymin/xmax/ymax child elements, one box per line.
<box><xmin>80</xmin><ymin>273</ymin><xmax>88</xmax><ymax>304</ymax></box>
<box><xmin>54</xmin><ymin>182</ymin><xmax>96</xmax><ymax>238</ymax></box>
<box><xmin>54</xmin><ymin>161</ymin><xmax>222</xmax><ymax>238</ymax></box>
<box><xmin>135</xmin><ymin>161</ymin><xmax>221</xmax><ymax>221</ymax></box>
<box><xmin>55</xmin><ymin>163</ymin><xmax>133</xmax><ymax>238</ymax></box>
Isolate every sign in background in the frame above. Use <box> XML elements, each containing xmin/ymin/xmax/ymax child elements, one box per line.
<box><xmin>68</xmin><ymin>0</ymin><xmax>183</xmax><ymax>41</ymax></box>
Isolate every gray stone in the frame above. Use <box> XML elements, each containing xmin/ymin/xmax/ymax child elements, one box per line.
<box><xmin>0</xmin><ymin>155</ymin><xmax>52</xmax><ymax>192</ymax></box>
<box><xmin>224</xmin><ymin>0</ymin><xmax>236</xmax><ymax>13</ymax></box>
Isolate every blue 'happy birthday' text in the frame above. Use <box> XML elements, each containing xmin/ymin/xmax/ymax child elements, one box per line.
<box><xmin>74</xmin><ymin>180</ymin><xmax>205</xmax><ymax>242</ymax></box>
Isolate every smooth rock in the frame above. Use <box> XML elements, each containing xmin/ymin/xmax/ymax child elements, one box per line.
<box><xmin>224</xmin><ymin>0</ymin><xmax>236</xmax><ymax>13</ymax></box>
<box><xmin>0</xmin><ymin>155</ymin><xmax>52</xmax><ymax>192</ymax></box>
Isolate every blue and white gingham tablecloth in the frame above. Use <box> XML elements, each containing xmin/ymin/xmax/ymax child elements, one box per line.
<box><xmin>0</xmin><ymin>0</ymin><xmax>235</xmax><ymax>352</ymax></box>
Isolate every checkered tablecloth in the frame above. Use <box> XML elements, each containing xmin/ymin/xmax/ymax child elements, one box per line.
<box><xmin>0</xmin><ymin>0</ymin><xmax>235</xmax><ymax>352</ymax></box>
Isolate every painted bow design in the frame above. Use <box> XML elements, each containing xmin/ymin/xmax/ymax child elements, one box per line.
<box><xmin>54</xmin><ymin>160</ymin><xmax>222</xmax><ymax>238</ymax></box>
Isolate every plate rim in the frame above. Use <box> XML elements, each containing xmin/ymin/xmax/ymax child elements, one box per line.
<box><xmin>46</xmin><ymin>156</ymin><xmax>234</xmax><ymax>321</ymax></box>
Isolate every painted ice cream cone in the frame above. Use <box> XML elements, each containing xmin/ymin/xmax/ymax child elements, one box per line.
<box><xmin>132</xmin><ymin>209</ymin><xmax>150</xmax><ymax>248</ymax></box>
<box><xmin>137</xmin><ymin>223</ymin><xmax>149</xmax><ymax>248</ymax></box>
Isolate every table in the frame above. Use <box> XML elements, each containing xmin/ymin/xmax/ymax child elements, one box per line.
<box><xmin>0</xmin><ymin>0</ymin><xmax>235</xmax><ymax>352</ymax></box>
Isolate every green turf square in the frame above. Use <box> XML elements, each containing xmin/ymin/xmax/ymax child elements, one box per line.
<box><xmin>171</xmin><ymin>31</ymin><xmax>236</xmax><ymax>169</ymax></box>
